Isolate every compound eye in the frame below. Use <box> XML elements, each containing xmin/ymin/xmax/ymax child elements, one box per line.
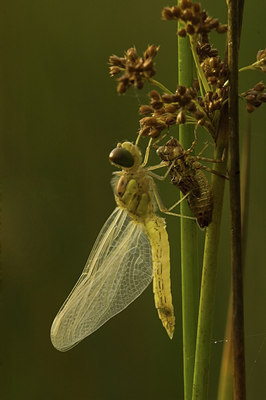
<box><xmin>109</xmin><ymin>147</ymin><xmax>134</xmax><ymax>168</ymax></box>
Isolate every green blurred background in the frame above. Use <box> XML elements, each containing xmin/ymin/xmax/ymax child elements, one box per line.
<box><xmin>1</xmin><ymin>1</ymin><xmax>265</xmax><ymax>399</ymax></box>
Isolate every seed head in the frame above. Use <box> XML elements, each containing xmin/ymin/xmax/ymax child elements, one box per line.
<box><xmin>255</xmin><ymin>49</ymin><xmax>266</xmax><ymax>72</ymax></box>
<box><xmin>201</xmin><ymin>56</ymin><xmax>228</xmax><ymax>88</ymax></box>
<box><xmin>162</xmin><ymin>3</ymin><xmax>227</xmax><ymax>39</ymax></box>
<box><xmin>241</xmin><ymin>82</ymin><xmax>266</xmax><ymax>113</ymax></box>
<box><xmin>109</xmin><ymin>45</ymin><xmax>159</xmax><ymax>94</ymax></box>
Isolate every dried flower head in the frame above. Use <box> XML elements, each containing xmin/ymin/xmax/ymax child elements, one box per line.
<box><xmin>162</xmin><ymin>3</ymin><xmax>227</xmax><ymax>38</ymax></box>
<box><xmin>138</xmin><ymin>86</ymin><xmax>206</xmax><ymax>138</ymax></box>
<box><xmin>201</xmin><ymin>56</ymin><xmax>229</xmax><ymax>88</ymax></box>
<box><xmin>241</xmin><ymin>82</ymin><xmax>266</xmax><ymax>113</ymax></box>
<box><xmin>197</xmin><ymin>42</ymin><xmax>219</xmax><ymax>63</ymax></box>
<box><xmin>255</xmin><ymin>49</ymin><xmax>266</xmax><ymax>73</ymax></box>
<box><xmin>138</xmin><ymin>76</ymin><xmax>229</xmax><ymax>139</ymax></box>
<box><xmin>109</xmin><ymin>45</ymin><xmax>159</xmax><ymax>94</ymax></box>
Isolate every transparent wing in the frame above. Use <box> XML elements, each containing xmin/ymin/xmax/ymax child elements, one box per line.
<box><xmin>51</xmin><ymin>207</ymin><xmax>153</xmax><ymax>352</ymax></box>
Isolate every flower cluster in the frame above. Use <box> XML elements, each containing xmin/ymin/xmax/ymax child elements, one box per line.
<box><xmin>109</xmin><ymin>45</ymin><xmax>159</xmax><ymax>94</ymax></box>
<box><xmin>241</xmin><ymin>82</ymin><xmax>266</xmax><ymax>113</ymax></box>
<box><xmin>201</xmin><ymin>56</ymin><xmax>228</xmax><ymax>88</ymax></box>
<box><xmin>254</xmin><ymin>49</ymin><xmax>266</xmax><ymax>73</ymax></box>
<box><xmin>162</xmin><ymin>1</ymin><xmax>227</xmax><ymax>38</ymax></box>
<box><xmin>204</xmin><ymin>89</ymin><xmax>227</xmax><ymax>114</ymax></box>
<box><xmin>139</xmin><ymin>87</ymin><xmax>198</xmax><ymax>138</ymax></box>
<box><xmin>138</xmin><ymin>81</ymin><xmax>228</xmax><ymax>139</ymax></box>
<box><xmin>196</xmin><ymin>43</ymin><xmax>218</xmax><ymax>63</ymax></box>
<box><xmin>108</xmin><ymin>3</ymin><xmax>265</xmax><ymax>143</ymax></box>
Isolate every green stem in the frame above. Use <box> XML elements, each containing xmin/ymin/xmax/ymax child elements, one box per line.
<box><xmin>148</xmin><ymin>79</ymin><xmax>173</xmax><ymax>95</ymax></box>
<box><xmin>178</xmin><ymin>30</ymin><xmax>199</xmax><ymax>400</ymax></box>
<box><xmin>239</xmin><ymin>59</ymin><xmax>265</xmax><ymax>73</ymax></box>
<box><xmin>192</xmin><ymin>111</ymin><xmax>228</xmax><ymax>400</ymax></box>
<box><xmin>217</xmin><ymin>115</ymin><xmax>250</xmax><ymax>400</ymax></box>
<box><xmin>238</xmin><ymin>65</ymin><xmax>254</xmax><ymax>73</ymax></box>
<box><xmin>190</xmin><ymin>37</ymin><xmax>210</xmax><ymax>93</ymax></box>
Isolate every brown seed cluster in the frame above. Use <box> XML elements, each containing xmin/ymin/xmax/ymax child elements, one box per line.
<box><xmin>197</xmin><ymin>42</ymin><xmax>218</xmax><ymax>63</ymax></box>
<box><xmin>138</xmin><ymin>86</ymin><xmax>208</xmax><ymax>138</ymax></box>
<box><xmin>109</xmin><ymin>45</ymin><xmax>159</xmax><ymax>94</ymax></box>
<box><xmin>138</xmin><ymin>81</ymin><xmax>228</xmax><ymax>139</ymax></box>
<box><xmin>201</xmin><ymin>56</ymin><xmax>228</xmax><ymax>88</ymax></box>
<box><xmin>255</xmin><ymin>49</ymin><xmax>266</xmax><ymax>73</ymax></box>
<box><xmin>241</xmin><ymin>82</ymin><xmax>266</xmax><ymax>113</ymax></box>
<box><xmin>162</xmin><ymin>1</ymin><xmax>227</xmax><ymax>38</ymax></box>
<box><xmin>204</xmin><ymin>89</ymin><xmax>226</xmax><ymax>113</ymax></box>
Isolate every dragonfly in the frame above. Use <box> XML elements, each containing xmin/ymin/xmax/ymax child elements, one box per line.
<box><xmin>50</xmin><ymin>139</ymin><xmax>193</xmax><ymax>351</ymax></box>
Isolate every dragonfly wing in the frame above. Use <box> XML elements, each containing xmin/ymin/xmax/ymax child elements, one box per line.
<box><xmin>51</xmin><ymin>207</ymin><xmax>153</xmax><ymax>352</ymax></box>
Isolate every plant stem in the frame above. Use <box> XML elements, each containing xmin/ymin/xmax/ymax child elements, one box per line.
<box><xmin>238</xmin><ymin>65</ymin><xmax>254</xmax><ymax>73</ymax></box>
<box><xmin>148</xmin><ymin>79</ymin><xmax>173</xmax><ymax>95</ymax></box>
<box><xmin>217</xmin><ymin>115</ymin><xmax>250</xmax><ymax>400</ymax></box>
<box><xmin>217</xmin><ymin>297</ymin><xmax>234</xmax><ymax>400</ymax></box>
<box><xmin>178</xmin><ymin>28</ymin><xmax>199</xmax><ymax>400</ymax></box>
<box><xmin>190</xmin><ymin>37</ymin><xmax>210</xmax><ymax>93</ymax></box>
<box><xmin>228</xmin><ymin>0</ymin><xmax>246</xmax><ymax>398</ymax></box>
<box><xmin>192</xmin><ymin>111</ymin><xmax>228</xmax><ymax>400</ymax></box>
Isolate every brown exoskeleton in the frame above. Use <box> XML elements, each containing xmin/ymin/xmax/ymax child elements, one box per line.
<box><xmin>155</xmin><ymin>136</ymin><xmax>226</xmax><ymax>228</ymax></box>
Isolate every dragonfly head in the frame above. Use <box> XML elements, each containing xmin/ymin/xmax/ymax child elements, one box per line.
<box><xmin>109</xmin><ymin>142</ymin><xmax>142</xmax><ymax>170</ymax></box>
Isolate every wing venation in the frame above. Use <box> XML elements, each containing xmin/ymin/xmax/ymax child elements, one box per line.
<box><xmin>50</xmin><ymin>208</ymin><xmax>153</xmax><ymax>351</ymax></box>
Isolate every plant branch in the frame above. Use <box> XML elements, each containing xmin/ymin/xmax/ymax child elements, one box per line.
<box><xmin>192</xmin><ymin>111</ymin><xmax>228</xmax><ymax>400</ymax></box>
<box><xmin>190</xmin><ymin>37</ymin><xmax>210</xmax><ymax>93</ymax></box>
<box><xmin>148</xmin><ymin>79</ymin><xmax>173</xmax><ymax>95</ymax></box>
<box><xmin>178</xmin><ymin>30</ymin><xmax>199</xmax><ymax>400</ymax></box>
<box><xmin>217</xmin><ymin>115</ymin><xmax>251</xmax><ymax>400</ymax></box>
<box><xmin>227</xmin><ymin>0</ymin><xmax>246</xmax><ymax>398</ymax></box>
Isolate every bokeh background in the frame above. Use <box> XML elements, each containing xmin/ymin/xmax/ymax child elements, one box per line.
<box><xmin>1</xmin><ymin>1</ymin><xmax>265</xmax><ymax>399</ymax></box>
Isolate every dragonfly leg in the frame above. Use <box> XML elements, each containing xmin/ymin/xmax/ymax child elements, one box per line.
<box><xmin>167</xmin><ymin>192</ymin><xmax>190</xmax><ymax>212</ymax></box>
<box><xmin>135</xmin><ymin>131</ymin><xmax>142</xmax><ymax>146</ymax></box>
<box><xmin>147</xmin><ymin>161</ymin><xmax>174</xmax><ymax>181</ymax></box>
<box><xmin>197</xmin><ymin>163</ymin><xmax>229</xmax><ymax>179</ymax></box>
<box><xmin>186</xmin><ymin>125</ymin><xmax>200</xmax><ymax>154</ymax></box>
<box><xmin>151</xmin><ymin>180</ymin><xmax>196</xmax><ymax>220</ymax></box>
<box><xmin>196</xmin><ymin>148</ymin><xmax>226</xmax><ymax>163</ymax></box>
<box><xmin>141</xmin><ymin>138</ymin><xmax>153</xmax><ymax>167</ymax></box>
<box><xmin>151</xmin><ymin>133</ymin><xmax>168</xmax><ymax>149</ymax></box>
<box><xmin>142</xmin><ymin>131</ymin><xmax>173</xmax><ymax>167</ymax></box>
<box><xmin>197</xmin><ymin>141</ymin><xmax>211</xmax><ymax>157</ymax></box>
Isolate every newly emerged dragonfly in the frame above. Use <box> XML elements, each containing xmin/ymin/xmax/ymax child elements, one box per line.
<box><xmin>51</xmin><ymin>139</ymin><xmax>192</xmax><ymax>351</ymax></box>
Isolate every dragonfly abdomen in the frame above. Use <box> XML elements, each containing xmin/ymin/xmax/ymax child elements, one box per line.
<box><xmin>144</xmin><ymin>217</ymin><xmax>175</xmax><ymax>339</ymax></box>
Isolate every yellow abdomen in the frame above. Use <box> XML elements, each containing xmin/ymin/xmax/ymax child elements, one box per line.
<box><xmin>144</xmin><ymin>217</ymin><xmax>175</xmax><ymax>339</ymax></box>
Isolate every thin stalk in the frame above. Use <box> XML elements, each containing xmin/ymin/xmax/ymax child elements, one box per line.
<box><xmin>192</xmin><ymin>111</ymin><xmax>228</xmax><ymax>400</ymax></box>
<box><xmin>240</xmin><ymin>117</ymin><xmax>251</xmax><ymax>264</ymax></box>
<box><xmin>217</xmin><ymin>116</ymin><xmax>251</xmax><ymax>400</ymax></box>
<box><xmin>178</xmin><ymin>29</ymin><xmax>199</xmax><ymax>400</ymax></box>
<box><xmin>239</xmin><ymin>59</ymin><xmax>266</xmax><ymax>72</ymax></box>
<box><xmin>149</xmin><ymin>79</ymin><xmax>173</xmax><ymax>95</ymax></box>
<box><xmin>190</xmin><ymin>38</ymin><xmax>210</xmax><ymax>93</ymax></box>
<box><xmin>217</xmin><ymin>299</ymin><xmax>234</xmax><ymax>400</ymax></box>
<box><xmin>238</xmin><ymin>65</ymin><xmax>255</xmax><ymax>73</ymax></box>
<box><xmin>228</xmin><ymin>0</ymin><xmax>246</xmax><ymax>398</ymax></box>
